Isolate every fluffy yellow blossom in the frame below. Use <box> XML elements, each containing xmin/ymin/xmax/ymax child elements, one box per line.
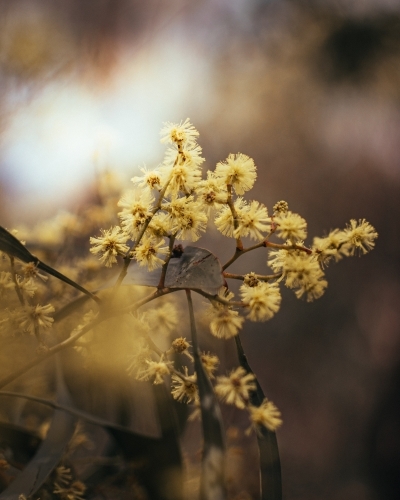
<box><xmin>342</xmin><ymin>219</ymin><xmax>378</xmax><ymax>256</ymax></box>
<box><xmin>269</xmin><ymin>248</ymin><xmax>327</xmax><ymax>301</ymax></box>
<box><xmin>137</xmin><ymin>359</ymin><xmax>173</xmax><ymax>384</ymax></box>
<box><xmin>313</xmin><ymin>229</ymin><xmax>347</xmax><ymax>266</ymax></box>
<box><xmin>17</xmin><ymin>277</ymin><xmax>37</xmax><ymax>298</ymax></box>
<box><xmin>240</xmin><ymin>281</ymin><xmax>282</xmax><ymax>321</ymax></box>
<box><xmin>215</xmin><ymin>153</ymin><xmax>257</xmax><ymax>195</ymax></box>
<box><xmin>162</xmin><ymin>150</ymin><xmax>203</xmax><ymax>195</ymax></box>
<box><xmin>89</xmin><ymin>226</ymin><xmax>129</xmax><ymax>267</ymax></box>
<box><xmin>197</xmin><ymin>171</ymin><xmax>227</xmax><ymax>213</ymax></box>
<box><xmin>200</xmin><ymin>352</ymin><xmax>220</xmax><ymax>379</ymax></box>
<box><xmin>208</xmin><ymin>301</ymin><xmax>244</xmax><ymax>339</ymax></box>
<box><xmin>215</xmin><ymin>367</ymin><xmax>256</xmax><ymax>409</ymax></box>
<box><xmin>17</xmin><ymin>303</ymin><xmax>55</xmax><ymax>335</ymax></box>
<box><xmin>148</xmin><ymin>211</ymin><xmax>175</xmax><ymax>240</ymax></box>
<box><xmin>166</xmin><ymin>196</ymin><xmax>208</xmax><ymax>241</ymax></box>
<box><xmin>248</xmin><ymin>399</ymin><xmax>282</xmax><ymax>433</ymax></box>
<box><xmin>214</xmin><ymin>197</ymin><xmax>247</xmax><ymax>238</ymax></box>
<box><xmin>275</xmin><ymin>211</ymin><xmax>307</xmax><ymax>242</ymax></box>
<box><xmin>235</xmin><ymin>200</ymin><xmax>270</xmax><ymax>240</ymax></box>
<box><xmin>117</xmin><ymin>189</ymin><xmax>154</xmax><ymax>238</ymax></box>
<box><xmin>215</xmin><ymin>198</ymin><xmax>269</xmax><ymax>240</ymax></box>
<box><xmin>133</xmin><ymin>235</ymin><xmax>169</xmax><ymax>271</ymax></box>
<box><xmin>171</xmin><ymin>368</ymin><xmax>198</xmax><ymax>403</ymax></box>
<box><xmin>171</xmin><ymin>336</ymin><xmax>191</xmax><ymax>354</ymax></box>
<box><xmin>131</xmin><ymin>166</ymin><xmax>161</xmax><ymax>190</ymax></box>
<box><xmin>160</xmin><ymin>118</ymin><xmax>199</xmax><ymax>147</ymax></box>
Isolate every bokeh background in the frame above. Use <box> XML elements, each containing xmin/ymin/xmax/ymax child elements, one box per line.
<box><xmin>1</xmin><ymin>0</ymin><xmax>400</xmax><ymax>499</ymax></box>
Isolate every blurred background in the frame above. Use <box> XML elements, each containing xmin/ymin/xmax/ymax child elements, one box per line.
<box><xmin>1</xmin><ymin>0</ymin><xmax>400</xmax><ymax>498</ymax></box>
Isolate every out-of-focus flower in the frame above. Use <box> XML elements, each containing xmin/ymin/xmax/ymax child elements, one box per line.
<box><xmin>215</xmin><ymin>367</ymin><xmax>256</xmax><ymax>409</ymax></box>
<box><xmin>248</xmin><ymin>399</ymin><xmax>283</xmax><ymax>433</ymax></box>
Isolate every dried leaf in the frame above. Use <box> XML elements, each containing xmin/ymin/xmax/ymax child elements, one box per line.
<box><xmin>124</xmin><ymin>246</ymin><xmax>224</xmax><ymax>294</ymax></box>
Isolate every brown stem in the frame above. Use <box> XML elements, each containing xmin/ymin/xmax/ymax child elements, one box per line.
<box><xmin>193</xmin><ymin>288</ymin><xmax>246</xmax><ymax>308</ymax></box>
<box><xmin>264</xmin><ymin>241</ymin><xmax>312</xmax><ymax>254</ymax></box>
<box><xmin>157</xmin><ymin>233</ymin><xmax>176</xmax><ymax>289</ymax></box>
<box><xmin>223</xmin><ymin>272</ymin><xmax>282</xmax><ymax>282</ymax></box>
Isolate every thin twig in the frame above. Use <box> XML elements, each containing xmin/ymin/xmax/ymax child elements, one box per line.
<box><xmin>223</xmin><ymin>272</ymin><xmax>282</xmax><ymax>282</ymax></box>
<box><xmin>193</xmin><ymin>288</ymin><xmax>246</xmax><ymax>308</ymax></box>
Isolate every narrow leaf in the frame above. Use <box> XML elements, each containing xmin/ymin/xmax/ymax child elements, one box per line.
<box><xmin>234</xmin><ymin>335</ymin><xmax>282</xmax><ymax>500</ymax></box>
<box><xmin>0</xmin><ymin>358</ymin><xmax>77</xmax><ymax>500</ymax></box>
<box><xmin>186</xmin><ymin>290</ymin><xmax>226</xmax><ymax>500</ymax></box>
<box><xmin>0</xmin><ymin>226</ymin><xmax>99</xmax><ymax>303</ymax></box>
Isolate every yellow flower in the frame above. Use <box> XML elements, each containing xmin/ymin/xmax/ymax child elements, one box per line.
<box><xmin>248</xmin><ymin>398</ymin><xmax>282</xmax><ymax>433</ymax></box>
<box><xmin>89</xmin><ymin>226</ymin><xmax>129</xmax><ymax>267</ymax></box>
<box><xmin>200</xmin><ymin>352</ymin><xmax>219</xmax><ymax>379</ymax></box>
<box><xmin>215</xmin><ymin>153</ymin><xmax>257</xmax><ymax>195</ymax></box>
<box><xmin>215</xmin><ymin>367</ymin><xmax>256</xmax><ymax>409</ymax></box>
<box><xmin>133</xmin><ymin>235</ymin><xmax>169</xmax><ymax>271</ymax></box>
<box><xmin>131</xmin><ymin>166</ymin><xmax>161</xmax><ymax>190</ymax></box>
<box><xmin>208</xmin><ymin>305</ymin><xmax>244</xmax><ymax>339</ymax></box>
<box><xmin>240</xmin><ymin>281</ymin><xmax>281</xmax><ymax>321</ymax></box>
<box><xmin>214</xmin><ymin>197</ymin><xmax>247</xmax><ymax>238</ymax></box>
<box><xmin>138</xmin><ymin>359</ymin><xmax>173</xmax><ymax>384</ymax></box>
<box><xmin>117</xmin><ymin>189</ymin><xmax>154</xmax><ymax>238</ymax></box>
<box><xmin>342</xmin><ymin>219</ymin><xmax>378</xmax><ymax>256</ymax></box>
<box><xmin>17</xmin><ymin>303</ymin><xmax>55</xmax><ymax>335</ymax></box>
<box><xmin>197</xmin><ymin>171</ymin><xmax>227</xmax><ymax>213</ymax></box>
<box><xmin>166</xmin><ymin>196</ymin><xmax>208</xmax><ymax>241</ymax></box>
<box><xmin>171</xmin><ymin>368</ymin><xmax>198</xmax><ymax>403</ymax></box>
<box><xmin>275</xmin><ymin>211</ymin><xmax>307</xmax><ymax>242</ymax></box>
<box><xmin>235</xmin><ymin>200</ymin><xmax>270</xmax><ymax>240</ymax></box>
<box><xmin>160</xmin><ymin>118</ymin><xmax>199</xmax><ymax>147</ymax></box>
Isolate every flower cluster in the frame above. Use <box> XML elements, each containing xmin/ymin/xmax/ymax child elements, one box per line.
<box><xmin>0</xmin><ymin>117</ymin><xmax>378</xmax><ymax>490</ymax></box>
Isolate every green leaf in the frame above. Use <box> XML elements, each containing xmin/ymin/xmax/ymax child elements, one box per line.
<box><xmin>234</xmin><ymin>335</ymin><xmax>282</xmax><ymax>500</ymax></box>
<box><xmin>123</xmin><ymin>246</ymin><xmax>224</xmax><ymax>294</ymax></box>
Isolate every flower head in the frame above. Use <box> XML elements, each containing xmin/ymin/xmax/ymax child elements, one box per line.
<box><xmin>275</xmin><ymin>211</ymin><xmax>307</xmax><ymax>242</ymax></box>
<box><xmin>133</xmin><ymin>235</ymin><xmax>169</xmax><ymax>271</ymax></box>
<box><xmin>342</xmin><ymin>219</ymin><xmax>378</xmax><ymax>256</ymax></box>
<box><xmin>17</xmin><ymin>303</ymin><xmax>55</xmax><ymax>335</ymax></box>
<box><xmin>240</xmin><ymin>281</ymin><xmax>281</xmax><ymax>321</ymax></box>
<box><xmin>117</xmin><ymin>189</ymin><xmax>154</xmax><ymax>238</ymax></box>
<box><xmin>215</xmin><ymin>367</ymin><xmax>256</xmax><ymax>409</ymax></box>
<box><xmin>215</xmin><ymin>153</ymin><xmax>257</xmax><ymax>195</ymax></box>
<box><xmin>90</xmin><ymin>226</ymin><xmax>129</xmax><ymax>267</ymax></box>
<box><xmin>160</xmin><ymin>118</ymin><xmax>199</xmax><ymax>147</ymax></box>
<box><xmin>138</xmin><ymin>359</ymin><xmax>173</xmax><ymax>384</ymax></box>
<box><xmin>200</xmin><ymin>352</ymin><xmax>220</xmax><ymax>379</ymax></box>
<box><xmin>171</xmin><ymin>368</ymin><xmax>198</xmax><ymax>403</ymax></box>
<box><xmin>248</xmin><ymin>398</ymin><xmax>282</xmax><ymax>433</ymax></box>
